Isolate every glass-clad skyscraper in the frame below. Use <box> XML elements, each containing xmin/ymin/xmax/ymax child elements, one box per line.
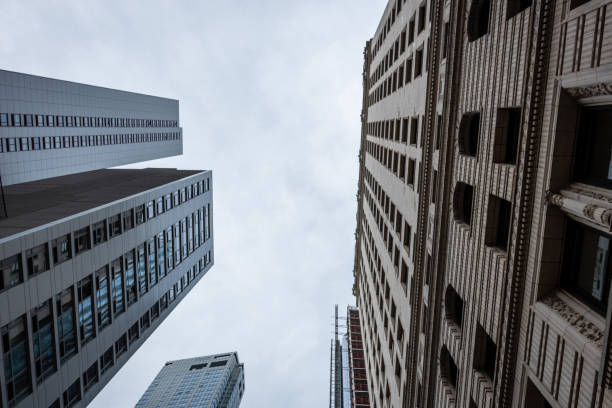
<box><xmin>0</xmin><ymin>70</ymin><xmax>214</xmax><ymax>408</ymax></box>
<box><xmin>136</xmin><ymin>352</ymin><xmax>245</xmax><ymax>408</ymax></box>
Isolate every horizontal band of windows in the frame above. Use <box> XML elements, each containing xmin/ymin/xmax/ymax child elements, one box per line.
<box><xmin>0</xmin><ymin>132</ymin><xmax>181</xmax><ymax>153</ymax></box>
<box><xmin>0</xmin><ymin>113</ymin><xmax>178</xmax><ymax>128</ymax></box>
<box><xmin>0</xmin><ymin>177</ymin><xmax>212</xmax><ymax>294</ymax></box>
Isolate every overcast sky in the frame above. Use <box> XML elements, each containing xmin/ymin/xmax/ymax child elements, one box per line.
<box><xmin>1</xmin><ymin>1</ymin><xmax>385</xmax><ymax>406</ymax></box>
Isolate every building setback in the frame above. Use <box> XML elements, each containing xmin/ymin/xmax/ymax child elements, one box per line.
<box><xmin>353</xmin><ymin>1</ymin><xmax>612</xmax><ymax>407</ymax></box>
<box><xmin>136</xmin><ymin>352</ymin><xmax>244</xmax><ymax>408</ymax></box>
<box><xmin>0</xmin><ymin>72</ymin><xmax>214</xmax><ymax>408</ymax></box>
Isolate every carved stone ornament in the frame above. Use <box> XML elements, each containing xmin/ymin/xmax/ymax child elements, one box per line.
<box><xmin>542</xmin><ymin>295</ymin><xmax>604</xmax><ymax>347</ymax></box>
<box><xmin>545</xmin><ymin>190</ymin><xmax>565</xmax><ymax>207</ymax></box>
<box><xmin>565</xmin><ymin>82</ymin><xmax>612</xmax><ymax>99</ymax></box>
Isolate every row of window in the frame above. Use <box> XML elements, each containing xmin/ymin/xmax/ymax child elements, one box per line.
<box><xmin>0</xmin><ymin>132</ymin><xmax>181</xmax><ymax>153</ymax></box>
<box><xmin>371</xmin><ymin>2</ymin><xmax>427</xmax><ymax>85</ymax></box>
<box><xmin>457</xmin><ymin>109</ymin><xmax>520</xmax><ymax>164</ymax></box>
<box><xmin>368</xmin><ymin>116</ymin><xmax>421</xmax><ymax>146</ymax></box>
<box><xmin>0</xmin><ymin>177</ymin><xmax>211</xmax><ymax>293</ymax></box>
<box><xmin>369</xmin><ymin>46</ymin><xmax>425</xmax><ymax>107</ymax></box>
<box><xmin>2</xmin><ymin>250</ymin><xmax>212</xmax><ymax>408</ymax></box>
<box><xmin>372</xmin><ymin>0</ymin><xmax>428</xmax><ymax>60</ymax></box>
<box><xmin>366</xmin><ymin>139</ymin><xmax>418</xmax><ymax>187</ymax></box>
<box><xmin>0</xmin><ymin>113</ymin><xmax>178</xmax><ymax>128</ymax></box>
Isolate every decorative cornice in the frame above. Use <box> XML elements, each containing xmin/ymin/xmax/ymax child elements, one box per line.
<box><xmin>565</xmin><ymin>82</ymin><xmax>612</xmax><ymax>99</ymax></box>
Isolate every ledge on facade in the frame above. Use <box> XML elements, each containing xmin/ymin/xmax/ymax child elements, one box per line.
<box><xmin>536</xmin><ymin>291</ymin><xmax>605</xmax><ymax>361</ymax></box>
<box><xmin>546</xmin><ymin>183</ymin><xmax>612</xmax><ymax>233</ymax></box>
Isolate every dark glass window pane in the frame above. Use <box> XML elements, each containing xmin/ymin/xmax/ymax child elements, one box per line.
<box><xmin>95</xmin><ymin>267</ymin><xmax>112</xmax><ymax>330</ymax></box>
<box><xmin>562</xmin><ymin>219</ymin><xmax>612</xmax><ymax>315</ymax></box>
<box><xmin>575</xmin><ymin>105</ymin><xmax>612</xmax><ymax>187</ymax></box>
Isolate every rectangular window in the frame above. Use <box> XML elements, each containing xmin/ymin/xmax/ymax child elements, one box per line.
<box><xmin>11</xmin><ymin>113</ymin><xmax>22</xmax><ymax>127</ymax></box>
<box><xmin>156</xmin><ymin>198</ymin><xmax>164</xmax><ymax>215</ymax></box>
<box><xmin>150</xmin><ymin>303</ymin><xmax>160</xmax><ymax>322</ymax></box>
<box><xmin>122</xmin><ymin>209</ymin><xmax>134</xmax><ymax>231</ymax></box>
<box><xmin>111</xmin><ymin>258</ymin><xmax>125</xmax><ymax>316</ymax></box>
<box><xmin>137</xmin><ymin>244</ymin><xmax>147</xmax><ymax>296</ymax></box>
<box><xmin>6</xmin><ymin>138</ymin><xmax>16</xmax><ymax>152</ymax></box>
<box><xmin>418</xmin><ymin>3</ymin><xmax>426</xmax><ymax>32</ymax></box>
<box><xmin>92</xmin><ymin>220</ymin><xmax>107</xmax><ymax>246</ymax></box>
<box><xmin>562</xmin><ymin>219</ymin><xmax>612</xmax><ymax>315</ymax></box>
<box><xmin>124</xmin><ymin>250</ymin><xmax>137</xmax><ymax>307</ymax></box>
<box><xmin>63</xmin><ymin>379</ymin><xmax>81</xmax><ymax>408</ymax></box>
<box><xmin>26</xmin><ymin>243</ymin><xmax>49</xmax><ymax>277</ymax></box>
<box><xmin>165</xmin><ymin>228</ymin><xmax>174</xmax><ymax>272</ymax></box>
<box><xmin>198</xmin><ymin>209</ymin><xmax>204</xmax><ymax>245</ymax></box>
<box><xmin>82</xmin><ymin>362</ymin><xmax>98</xmax><ymax>392</ymax></box>
<box><xmin>1</xmin><ymin>253</ymin><xmax>23</xmax><ymax>292</ymax></box>
<box><xmin>174</xmin><ymin>223</ymin><xmax>182</xmax><ymax>266</ymax></box>
<box><xmin>415</xmin><ymin>48</ymin><xmax>423</xmax><ymax>77</ymax></box>
<box><xmin>31</xmin><ymin>137</ymin><xmax>40</xmax><ymax>150</ymax></box>
<box><xmin>95</xmin><ymin>266</ymin><xmax>112</xmax><ymax>331</ymax></box>
<box><xmin>146</xmin><ymin>201</ymin><xmax>155</xmax><ymax>219</ymax></box>
<box><xmin>140</xmin><ymin>312</ymin><xmax>150</xmax><ymax>332</ymax></box>
<box><xmin>155</xmin><ymin>233</ymin><xmax>165</xmax><ymax>281</ymax></box>
<box><xmin>410</xmin><ymin>117</ymin><xmax>419</xmax><ymax>145</ymax></box>
<box><xmin>74</xmin><ymin>226</ymin><xmax>91</xmax><ymax>255</ymax></box>
<box><xmin>52</xmin><ymin>234</ymin><xmax>71</xmax><ymax>265</ymax></box>
<box><xmin>56</xmin><ymin>288</ymin><xmax>77</xmax><ymax>362</ymax></box>
<box><xmin>180</xmin><ymin>188</ymin><xmax>187</xmax><ymax>203</ymax></box>
<box><xmin>99</xmin><ymin>346</ymin><xmax>114</xmax><ymax>375</ymax></box>
<box><xmin>164</xmin><ymin>194</ymin><xmax>172</xmax><ymax>211</ymax></box>
<box><xmin>159</xmin><ymin>293</ymin><xmax>168</xmax><ymax>312</ymax></box>
<box><xmin>194</xmin><ymin>211</ymin><xmax>201</xmax><ymax>248</ymax></box>
<box><xmin>574</xmin><ymin>105</ymin><xmax>612</xmax><ymax>187</ymax></box>
<box><xmin>181</xmin><ymin>219</ymin><xmax>188</xmax><ymax>260</ymax></box>
<box><xmin>407</xmin><ymin>159</ymin><xmax>416</xmax><ymax>185</ymax></box>
<box><xmin>485</xmin><ymin>195</ymin><xmax>512</xmax><ymax>250</ymax></box>
<box><xmin>20</xmin><ymin>137</ymin><xmax>29</xmax><ymax>151</ymax></box>
<box><xmin>147</xmin><ymin>238</ymin><xmax>157</xmax><ymax>287</ymax></box>
<box><xmin>493</xmin><ymin>108</ymin><xmax>521</xmax><ymax>164</ymax></box>
<box><xmin>2</xmin><ymin>315</ymin><xmax>32</xmax><ymax>406</ymax></box>
<box><xmin>173</xmin><ymin>191</ymin><xmax>179</xmax><ymax>207</ymax></box>
<box><xmin>0</xmin><ymin>113</ymin><xmax>8</xmax><ymax>126</ymax></box>
<box><xmin>31</xmin><ymin>300</ymin><xmax>56</xmax><ymax>384</ymax></box>
<box><xmin>108</xmin><ymin>214</ymin><xmax>122</xmax><ymax>238</ymax></box>
<box><xmin>474</xmin><ymin>324</ymin><xmax>497</xmax><ymax>380</ymax></box>
<box><xmin>135</xmin><ymin>205</ymin><xmax>146</xmax><ymax>225</ymax></box>
<box><xmin>204</xmin><ymin>204</ymin><xmax>211</xmax><ymax>241</ymax></box>
<box><xmin>128</xmin><ymin>322</ymin><xmax>139</xmax><ymax>345</ymax></box>
<box><xmin>115</xmin><ymin>334</ymin><xmax>127</xmax><ymax>359</ymax></box>
<box><xmin>77</xmin><ymin>276</ymin><xmax>95</xmax><ymax>345</ymax></box>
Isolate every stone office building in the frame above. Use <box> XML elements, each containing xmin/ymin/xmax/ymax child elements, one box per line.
<box><xmin>353</xmin><ymin>1</ymin><xmax>612</xmax><ymax>407</ymax></box>
<box><xmin>0</xmin><ymin>71</ymin><xmax>214</xmax><ymax>408</ymax></box>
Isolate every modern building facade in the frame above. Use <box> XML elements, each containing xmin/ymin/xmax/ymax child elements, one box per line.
<box><xmin>353</xmin><ymin>1</ymin><xmax>612</xmax><ymax>407</ymax></box>
<box><xmin>0</xmin><ymin>72</ymin><xmax>214</xmax><ymax>408</ymax></box>
<box><xmin>0</xmin><ymin>69</ymin><xmax>182</xmax><ymax>186</ymax></box>
<box><xmin>135</xmin><ymin>352</ymin><xmax>244</xmax><ymax>408</ymax></box>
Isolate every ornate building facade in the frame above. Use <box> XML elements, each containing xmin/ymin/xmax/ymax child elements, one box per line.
<box><xmin>353</xmin><ymin>1</ymin><xmax>612</xmax><ymax>407</ymax></box>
